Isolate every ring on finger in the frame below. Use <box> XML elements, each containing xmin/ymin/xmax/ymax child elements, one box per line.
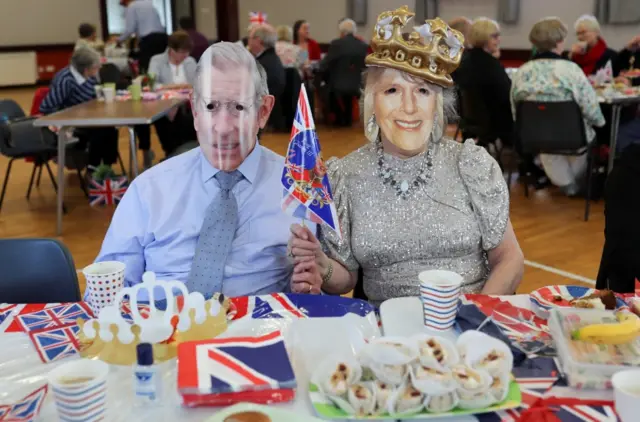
<box><xmin>308</xmin><ymin>283</ymin><xmax>312</xmax><ymax>293</ymax></box>
<box><xmin>288</xmin><ymin>248</ymin><xmax>295</xmax><ymax>258</ymax></box>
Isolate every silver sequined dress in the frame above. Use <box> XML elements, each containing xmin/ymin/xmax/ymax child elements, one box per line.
<box><xmin>319</xmin><ymin>138</ymin><xmax>509</xmax><ymax>307</ymax></box>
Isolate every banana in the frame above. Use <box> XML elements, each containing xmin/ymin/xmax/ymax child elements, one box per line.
<box><xmin>571</xmin><ymin>312</ymin><xmax>640</xmax><ymax>345</ymax></box>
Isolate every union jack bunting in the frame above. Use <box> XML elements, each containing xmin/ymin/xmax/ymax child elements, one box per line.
<box><xmin>281</xmin><ymin>85</ymin><xmax>341</xmax><ymax>239</ymax></box>
<box><xmin>248</xmin><ymin>11</ymin><xmax>267</xmax><ymax>25</ymax></box>
<box><xmin>478</xmin><ymin>358</ymin><xmax>618</xmax><ymax>422</ymax></box>
<box><xmin>0</xmin><ymin>384</ymin><xmax>48</xmax><ymax>422</ymax></box>
<box><xmin>229</xmin><ymin>293</ymin><xmax>374</xmax><ymax>321</ymax></box>
<box><xmin>88</xmin><ymin>176</ymin><xmax>128</xmax><ymax>206</ymax></box>
<box><xmin>17</xmin><ymin>303</ymin><xmax>92</xmax><ymax>333</ymax></box>
<box><xmin>178</xmin><ymin>331</ymin><xmax>296</xmax><ymax>396</ymax></box>
<box><xmin>29</xmin><ymin>324</ymin><xmax>81</xmax><ymax>363</ymax></box>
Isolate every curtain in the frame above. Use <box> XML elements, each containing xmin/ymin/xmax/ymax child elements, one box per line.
<box><xmin>414</xmin><ymin>0</ymin><xmax>439</xmax><ymax>23</ymax></box>
<box><xmin>595</xmin><ymin>0</ymin><xmax>640</xmax><ymax>24</ymax></box>
<box><xmin>498</xmin><ymin>0</ymin><xmax>520</xmax><ymax>24</ymax></box>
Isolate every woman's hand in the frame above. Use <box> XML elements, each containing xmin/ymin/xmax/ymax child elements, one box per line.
<box><xmin>570</xmin><ymin>42</ymin><xmax>586</xmax><ymax>57</ymax></box>
<box><xmin>291</xmin><ymin>260</ymin><xmax>323</xmax><ymax>294</ymax></box>
<box><xmin>289</xmin><ymin>223</ymin><xmax>330</xmax><ymax>265</ymax></box>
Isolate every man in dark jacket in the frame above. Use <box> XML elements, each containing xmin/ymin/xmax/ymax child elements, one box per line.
<box><xmin>320</xmin><ymin>19</ymin><xmax>368</xmax><ymax>126</ymax></box>
<box><xmin>248</xmin><ymin>24</ymin><xmax>286</xmax><ymax>131</ymax></box>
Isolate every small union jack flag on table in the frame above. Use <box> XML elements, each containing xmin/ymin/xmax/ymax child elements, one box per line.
<box><xmin>17</xmin><ymin>303</ymin><xmax>92</xmax><ymax>333</ymax></box>
<box><xmin>88</xmin><ymin>176</ymin><xmax>128</xmax><ymax>206</ymax></box>
<box><xmin>0</xmin><ymin>384</ymin><xmax>48</xmax><ymax>422</ymax></box>
<box><xmin>29</xmin><ymin>324</ymin><xmax>81</xmax><ymax>364</ymax></box>
<box><xmin>177</xmin><ymin>330</ymin><xmax>296</xmax><ymax>407</ymax></box>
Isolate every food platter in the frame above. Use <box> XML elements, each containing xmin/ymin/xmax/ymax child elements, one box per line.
<box><xmin>307</xmin><ymin>332</ymin><xmax>522</xmax><ymax>419</ymax></box>
<box><xmin>529</xmin><ymin>285</ymin><xmax>627</xmax><ymax>318</ymax></box>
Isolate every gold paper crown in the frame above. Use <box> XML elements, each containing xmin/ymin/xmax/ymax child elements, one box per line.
<box><xmin>77</xmin><ymin>272</ymin><xmax>230</xmax><ymax>365</ymax></box>
<box><xmin>365</xmin><ymin>6</ymin><xmax>465</xmax><ymax>88</ymax></box>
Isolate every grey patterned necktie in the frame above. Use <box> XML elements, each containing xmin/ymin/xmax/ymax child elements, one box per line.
<box><xmin>187</xmin><ymin>170</ymin><xmax>243</xmax><ymax>298</ymax></box>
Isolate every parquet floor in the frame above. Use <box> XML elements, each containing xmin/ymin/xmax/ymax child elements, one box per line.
<box><xmin>0</xmin><ymin>87</ymin><xmax>603</xmax><ymax>295</ymax></box>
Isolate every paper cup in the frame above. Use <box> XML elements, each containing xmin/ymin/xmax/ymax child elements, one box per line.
<box><xmin>48</xmin><ymin>359</ymin><xmax>109</xmax><ymax>422</ymax></box>
<box><xmin>612</xmin><ymin>369</ymin><xmax>640</xmax><ymax>422</ymax></box>
<box><xmin>419</xmin><ymin>270</ymin><xmax>463</xmax><ymax>331</ymax></box>
<box><xmin>83</xmin><ymin>261</ymin><xmax>125</xmax><ymax>317</ymax></box>
<box><xmin>102</xmin><ymin>87</ymin><xmax>115</xmax><ymax>103</ymax></box>
<box><xmin>94</xmin><ymin>85</ymin><xmax>103</xmax><ymax>100</ymax></box>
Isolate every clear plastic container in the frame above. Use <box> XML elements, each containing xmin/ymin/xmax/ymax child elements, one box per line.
<box><xmin>548</xmin><ymin>307</ymin><xmax>640</xmax><ymax>389</ymax></box>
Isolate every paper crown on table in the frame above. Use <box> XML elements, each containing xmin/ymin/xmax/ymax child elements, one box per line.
<box><xmin>365</xmin><ymin>5</ymin><xmax>465</xmax><ymax>88</ymax></box>
<box><xmin>77</xmin><ymin>272</ymin><xmax>229</xmax><ymax>366</ymax></box>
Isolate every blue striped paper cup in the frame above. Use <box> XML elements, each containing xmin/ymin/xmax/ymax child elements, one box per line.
<box><xmin>419</xmin><ymin>270</ymin><xmax>463</xmax><ymax>331</ymax></box>
<box><xmin>48</xmin><ymin>359</ymin><xmax>109</xmax><ymax>422</ymax></box>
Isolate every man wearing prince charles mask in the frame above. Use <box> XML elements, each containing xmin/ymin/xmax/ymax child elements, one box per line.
<box><xmin>94</xmin><ymin>42</ymin><xmax>317</xmax><ymax>300</ymax></box>
<box><xmin>289</xmin><ymin>6</ymin><xmax>524</xmax><ymax>306</ymax></box>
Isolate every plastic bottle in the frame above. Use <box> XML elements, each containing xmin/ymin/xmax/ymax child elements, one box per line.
<box><xmin>133</xmin><ymin>343</ymin><xmax>162</xmax><ymax>404</ymax></box>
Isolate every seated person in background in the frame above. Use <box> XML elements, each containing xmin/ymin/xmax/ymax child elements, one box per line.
<box><xmin>613</xmin><ymin>35</ymin><xmax>640</xmax><ymax>153</ymax></box>
<box><xmin>75</xmin><ymin>23</ymin><xmax>104</xmax><ymax>53</ymax></box>
<box><xmin>95</xmin><ymin>42</ymin><xmax>316</xmax><ymax>299</ymax></box>
<box><xmin>288</xmin><ymin>8</ymin><xmax>523</xmax><ymax>305</ymax></box>
<box><xmin>511</xmin><ymin>17</ymin><xmax>605</xmax><ymax>197</ymax></box>
<box><xmin>136</xmin><ymin>30</ymin><xmax>198</xmax><ymax>167</ymax></box>
<box><xmin>248</xmin><ymin>24</ymin><xmax>286</xmax><ymax>131</ymax></box>
<box><xmin>179</xmin><ymin>16</ymin><xmax>209</xmax><ymax>61</ymax></box>
<box><xmin>40</xmin><ymin>47</ymin><xmax>118</xmax><ymax>171</ymax></box>
<box><xmin>570</xmin><ymin>15</ymin><xmax>617</xmax><ymax>75</ymax></box>
<box><xmin>293</xmin><ymin>20</ymin><xmax>322</xmax><ymax>62</ymax></box>
<box><xmin>275</xmin><ymin>25</ymin><xmax>306</xmax><ymax>74</ymax></box>
<box><xmin>319</xmin><ymin>18</ymin><xmax>368</xmax><ymax>127</ymax></box>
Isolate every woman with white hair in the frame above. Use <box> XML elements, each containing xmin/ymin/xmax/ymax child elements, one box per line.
<box><xmin>287</xmin><ymin>6</ymin><xmax>523</xmax><ymax>304</ymax></box>
<box><xmin>570</xmin><ymin>15</ymin><xmax>617</xmax><ymax>75</ymax></box>
<box><xmin>511</xmin><ymin>17</ymin><xmax>605</xmax><ymax>196</ymax></box>
<box><xmin>275</xmin><ymin>25</ymin><xmax>306</xmax><ymax>72</ymax></box>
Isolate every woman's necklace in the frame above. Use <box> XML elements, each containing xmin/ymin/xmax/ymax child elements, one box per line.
<box><xmin>376</xmin><ymin>138</ymin><xmax>433</xmax><ymax>200</ymax></box>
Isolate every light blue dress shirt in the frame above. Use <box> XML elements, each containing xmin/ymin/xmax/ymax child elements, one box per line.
<box><xmin>94</xmin><ymin>145</ymin><xmax>315</xmax><ymax>299</ymax></box>
<box><xmin>119</xmin><ymin>0</ymin><xmax>166</xmax><ymax>42</ymax></box>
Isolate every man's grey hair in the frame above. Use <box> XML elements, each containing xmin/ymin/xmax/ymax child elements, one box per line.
<box><xmin>339</xmin><ymin>18</ymin><xmax>357</xmax><ymax>35</ymax></box>
<box><xmin>71</xmin><ymin>47</ymin><xmax>101</xmax><ymax>75</ymax></box>
<box><xmin>194</xmin><ymin>42</ymin><xmax>269</xmax><ymax>104</ymax></box>
<box><xmin>252</xmin><ymin>25</ymin><xmax>277</xmax><ymax>49</ymax></box>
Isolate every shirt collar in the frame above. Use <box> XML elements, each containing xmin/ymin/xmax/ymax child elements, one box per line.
<box><xmin>70</xmin><ymin>66</ymin><xmax>87</xmax><ymax>85</ymax></box>
<box><xmin>200</xmin><ymin>142</ymin><xmax>262</xmax><ymax>185</ymax></box>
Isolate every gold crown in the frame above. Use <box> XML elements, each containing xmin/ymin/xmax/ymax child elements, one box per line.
<box><xmin>365</xmin><ymin>6</ymin><xmax>465</xmax><ymax>88</ymax></box>
<box><xmin>77</xmin><ymin>272</ymin><xmax>230</xmax><ymax>365</ymax></box>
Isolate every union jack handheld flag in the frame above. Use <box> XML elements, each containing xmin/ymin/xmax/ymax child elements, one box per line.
<box><xmin>88</xmin><ymin>176</ymin><xmax>128</xmax><ymax>206</ymax></box>
<box><xmin>281</xmin><ymin>85</ymin><xmax>341</xmax><ymax>239</ymax></box>
<box><xmin>248</xmin><ymin>11</ymin><xmax>267</xmax><ymax>25</ymax></box>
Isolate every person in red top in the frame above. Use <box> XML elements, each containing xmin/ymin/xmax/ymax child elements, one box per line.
<box><xmin>293</xmin><ymin>20</ymin><xmax>322</xmax><ymax>61</ymax></box>
<box><xmin>569</xmin><ymin>15</ymin><xmax>617</xmax><ymax>76</ymax></box>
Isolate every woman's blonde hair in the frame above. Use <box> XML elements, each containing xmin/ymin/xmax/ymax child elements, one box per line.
<box><xmin>468</xmin><ymin>18</ymin><xmax>500</xmax><ymax>48</ymax></box>
<box><xmin>276</xmin><ymin>25</ymin><xmax>293</xmax><ymax>42</ymax></box>
<box><xmin>361</xmin><ymin>67</ymin><xmax>457</xmax><ymax>143</ymax></box>
<box><xmin>574</xmin><ymin>14</ymin><xmax>600</xmax><ymax>33</ymax></box>
<box><xmin>529</xmin><ymin>17</ymin><xmax>567</xmax><ymax>52</ymax></box>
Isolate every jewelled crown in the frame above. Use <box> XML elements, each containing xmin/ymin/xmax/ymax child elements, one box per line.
<box><xmin>365</xmin><ymin>6</ymin><xmax>465</xmax><ymax>88</ymax></box>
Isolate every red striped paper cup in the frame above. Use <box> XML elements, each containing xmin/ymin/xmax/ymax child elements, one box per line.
<box><xmin>419</xmin><ymin>270</ymin><xmax>463</xmax><ymax>331</ymax></box>
<box><xmin>48</xmin><ymin>359</ymin><xmax>109</xmax><ymax>422</ymax></box>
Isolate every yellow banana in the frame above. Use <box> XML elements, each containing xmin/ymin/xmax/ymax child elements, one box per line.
<box><xmin>571</xmin><ymin>312</ymin><xmax>640</xmax><ymax>345</ymax></box>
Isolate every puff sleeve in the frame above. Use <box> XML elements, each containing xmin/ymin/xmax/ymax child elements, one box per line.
<box><xmin>318</xmin><ymin>157</ymin><xmax>360</xmax><ymax>272</ymax></box>
<box><xmin>458</xmin><ymin>140</ymin><xmax>510</xmax><ymax>251</ymax></box>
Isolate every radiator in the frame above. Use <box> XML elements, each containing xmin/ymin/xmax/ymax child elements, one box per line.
<box><xmin>0</xmin><ymin>52</ymin><xmax>38</xmax><ymax>87</ymax></box>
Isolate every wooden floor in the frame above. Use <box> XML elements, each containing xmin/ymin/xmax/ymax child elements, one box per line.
<box><xmin>0</xmin><ymin>87</ymin><xmax>604</xmax><ymax>295</ymax></box>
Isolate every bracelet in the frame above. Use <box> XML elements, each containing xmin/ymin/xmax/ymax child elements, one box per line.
<box><xmin>321</xmin><ymin>261</ymin><xmax>333</xmax><ymax>285</ymax></box>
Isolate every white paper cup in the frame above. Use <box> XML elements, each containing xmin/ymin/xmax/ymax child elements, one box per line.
<box><xmin>94</xmin><ymin>85</ymin><xmax>103</xmax><ymax>100</ymax></box>
<box><xmin>612</xmin><ymin>369</ymin><xmax>640</xmax><ymax>422</ymax></box>
<box><xmin>102</xmin><ymin>87</ymin><xmax>115</xmax><ymax>103</ymax></box>
<box><xmin>83</xmin><ymin>261</ymin><xmax>125</xmax><ymax>317</ymax></box>
<box><xmin>419</xmin><ymin>270</ymin><xmax>463</xmax><ymax>331</ymax></box>
<box><xmin>48</xmin><ymin>359</ymin><xmax>109</xmax><ymax>422</ymax></box>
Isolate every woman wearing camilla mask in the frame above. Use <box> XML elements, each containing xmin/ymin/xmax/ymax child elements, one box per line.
<box><xmin>288</xmin><ymin>7</ymin><xmax>524</xmax><ymax>306</ymax></box>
